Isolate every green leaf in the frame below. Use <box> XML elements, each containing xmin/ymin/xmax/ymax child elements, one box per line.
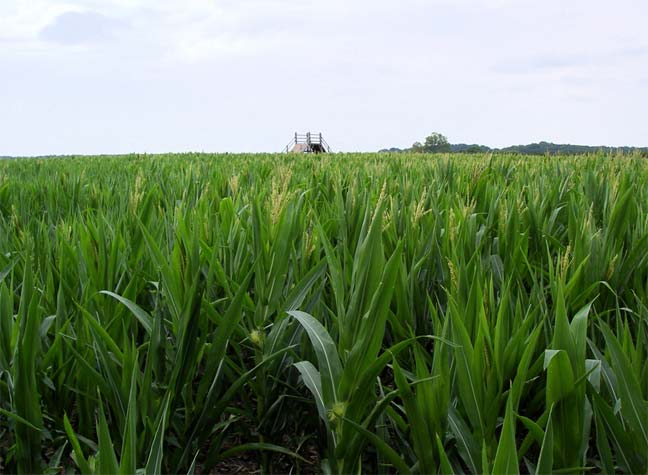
<box><xmin>0</xmin><ymin>407</ymin><xmax>43</xmax><ymax>432</ymax></box>
<box><xmin>64</xmin><ymin>413</ymin><xmax>93</xmax><ymax>475</ymax></box>
<box><xmin>448</xmin><ymin>407</ymin><xmax>480</xmax><ymax>474</ymax></box>
<box><xmin>13</xmin><ymin>261</ymin><xmax>44</xmax><ymax>475</ymax></box>
<box><xmin>510</xmin><ymin>325</ymin><xmax>541</xmax><ymax>411</ymax></box>
<box><xmin>535</xmin><ymin>404</ymin><xmax>554</xmax><ymax>475</ymax></box>
<box><xmin>289</xmin><ymin>310</ymin><xmax>343</xmax><ymax>406</ymax></box>
<box><xmin>99</xmin><ymin>290</ymin><xmax>153</xmax><ymax>334</ymax></box>
<box><xmin>214</xmin><ymin>442</ymin><xmax>310</xmax><ymax>465</ymax></box>
<box><xmin>340</xmin><ymin>242</ymin><xmax>403</xmax><ymax>400</ymax></box>
<box><xmin>340</xmin><ymin>416</ymin><xmax>410</xmax><ymax>474</ymax></box>
<box><xmin>585</xmin><ymin>359</ymin><xmax>601</xmax><ymax>393</ymax></box>
<box><xmin>186</xmin><ymin>452</ymin><xmax>199</xmax><ymax>475</ymax></box>
<box><xmin>450</xmin><ymin>302</ymin><xmax>485</xmax><ymax>437</ymax></box>
<box><xmin>591</xmin><ymin>388</ymin><xmax>643</xmax><ymax>473</ymax></box>
<box><xmin>120</xmin><ymin>360</ymin><xmax>138</xmax><ymax>475</ymax></box>
<box><xmin>283</xmin><ymin>260</ymin><xmax>327</xmax><ymax>311</ymax></box>
<box><xmin>294</xmin><ymin>361</ymin><xmax>327</xmax><ymax>425</ymax></box>
<box><xmin>96</xmin><ymin>397</ymin><xmax>119</xmax><ymax>475</ymax></box>
<box><xmin>492</xmin><ymin>395</ymin><xmax>519</xmax><ymax>475</ymax></box>
<box><xmin>75</xmin><ymin>302</ymin><xmax>124</xmax><ymax>362</ymax></box>
<box><xmin>544</xmin><ymin>350</ymin><xmax>575</xmax><ymax>406</ymax></box>
<box><xmin>592</xmin><ymin>398</ymin><xmax>615</xmax><ymax>475</ymax></box>
<box><xmin>600</xmin><ymin>323</ymin><xmax>648</xmax><ymax>451</ymax></box>
<box><xmin>145</xmin><ymin>394</ymin><xmax>171</xmax><ymax>475</ymax></box>
<box><xmin>568</xmin><ymin>302</ymin><xmax>592</xmax><ymax>367</ymax></box>
<box><xmin>435</xmin><ymin>433</ymin><xmax>454</xmax><ymax>475</ymax></box>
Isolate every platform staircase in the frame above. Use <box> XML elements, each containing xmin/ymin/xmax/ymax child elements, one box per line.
<box><xmin>282</xmin><ymin>132</ymin><xmax>332</xmax><ymax>153</ymax></box>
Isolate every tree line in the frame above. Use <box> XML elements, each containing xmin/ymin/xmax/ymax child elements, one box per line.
<box><xmin>380</xmin><ymin>133</ymin><xmax>648</xmax><ymax>156</ymax></box>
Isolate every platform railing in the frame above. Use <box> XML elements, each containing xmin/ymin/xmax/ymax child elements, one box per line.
<box><xmin>282</xmin><ymin>132</ymin><xmax>332</xmax><ymax>153</ymax></box>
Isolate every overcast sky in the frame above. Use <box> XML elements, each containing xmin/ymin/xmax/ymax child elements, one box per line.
<box><xmin>1</xmin><ymin>0</ymin><xmax>647</xmax><ymax>155</ymax></box>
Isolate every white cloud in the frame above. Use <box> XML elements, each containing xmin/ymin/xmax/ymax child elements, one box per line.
<box><xmin>40</xmin><ymin>11</ymin><xmax>128</xmax><ymax>44</ymax></box>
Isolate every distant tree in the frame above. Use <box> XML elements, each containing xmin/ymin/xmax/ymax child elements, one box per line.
<box><xmin>411</xmin><ymin>141</ymin><xmax>424</xmax><ymax>153</ymax></box>
<box><xmin>423</xmin><ymin>132</ymin><xmax>451</xmax><ymax>153</ymax></box>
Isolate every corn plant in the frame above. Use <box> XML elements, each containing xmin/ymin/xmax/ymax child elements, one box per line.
<box><xmin>0</xmin><ymin>152</ymin><xmax>646</xmax><ymax>474</ymax></box>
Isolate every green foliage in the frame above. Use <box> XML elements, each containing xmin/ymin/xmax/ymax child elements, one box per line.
<box><xmin>0</xmin><ymin>152</ymin><xmax>646</xmax><ymax>474</ymax></box>
<box><xmin>410</xmin><ymin>132</ymin><xmax>451</xmax><ymax>153</ymax></box>
<box><xmin>423</xmin><ymin>132</ymin><xmax>451</xmax><ymax>152</ymax></box>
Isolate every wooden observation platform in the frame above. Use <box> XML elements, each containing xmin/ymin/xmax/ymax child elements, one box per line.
<box><xmin>283</xmin><ymin>132</ymin><xmax>332</xmax><ymax>153</ymax></box>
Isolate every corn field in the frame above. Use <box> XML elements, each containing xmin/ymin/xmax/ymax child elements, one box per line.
<box><xmin>0</xmin><ymin>153</ymin><xmax>646</xmax><ymax>474</ymax></box>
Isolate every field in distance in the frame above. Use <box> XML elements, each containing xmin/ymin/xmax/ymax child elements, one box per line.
<box><xmin>0</xmin><ymin>152</ymin><xmax>646</xmax><ymax>474</ymax></box>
